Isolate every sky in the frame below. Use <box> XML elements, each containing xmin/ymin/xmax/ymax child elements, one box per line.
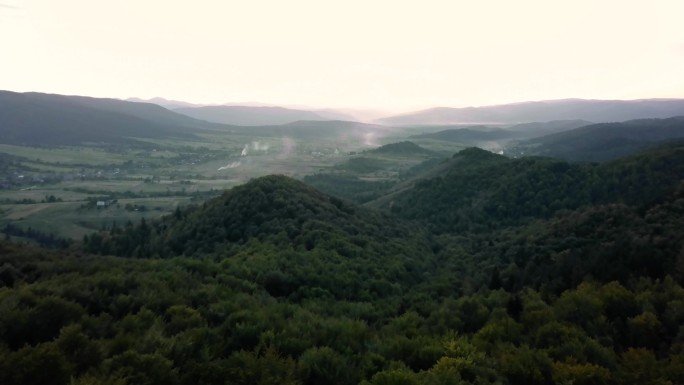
<box><xmin>1</xmin><ymin>0</ymin><xmax>683</xmax><ymax>112</ymax></box>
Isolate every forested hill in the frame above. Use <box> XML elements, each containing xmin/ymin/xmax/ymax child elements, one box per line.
<box><xmin>365</xmin><ymin>141</ymin><xmax>435</xmax><ymax>156</ymax></box>
<box><xmin>510</xmin><ymin>116</ymin><xmax>684</xmax><ymax>162</ymax></box>
<box><xmin>0</xmin><ymin>91</ymin><xmax>221</xmax><ymax>145</ymax></box>
<box><xmin>3</xmin><ymin>145</ymin><xmax>684</xmax><ymax>385</ymax></box>
<box><xmin>378</xmin><ymin>144</ymin><xmax>684</xmax><ymax>232</ymax></box>
<box><xmin>83</xmin><ymin>175</ymin><xmax>434</xmax><ymax>294</ymax></box>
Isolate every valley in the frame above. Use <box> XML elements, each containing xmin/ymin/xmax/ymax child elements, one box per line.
<box><xmin>2</xmin><ymin>92</ymin><xmax>684</xmax><ymax>385</ymax></box>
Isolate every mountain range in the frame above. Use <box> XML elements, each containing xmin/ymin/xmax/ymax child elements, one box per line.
<box><xmin>128</xmin><ymin>98</ymin><xmax>362</xmax><ymax>125</ymax></box>
<box><xmin>377</xmin><ymin>98</ymin><xmax>684</xmax><ymax>125</ymax></box>
<box><xmin>129</xmin><ymin>96</ymin><xmax>684</xmax><ymax>127</ymax></box>
<box><xmin>172</xmin><ymin>106</ymin><xmax>332</xmax><ymax>126</ymax></box>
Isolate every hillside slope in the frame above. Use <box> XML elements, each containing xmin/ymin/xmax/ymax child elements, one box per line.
<box><xmin>373</xmin><ymin>144</ymin><xmax>684</xmax><ymax>232</ymax></box>
<box><xmin>85</xmin><ymin>174</ymin><xmax>432</xmax><ymax>262</ymax></box>
<box><xmin>509</xmin><ymin>116</ymin><xmax>684</xmax><ymax>161</ymax></box>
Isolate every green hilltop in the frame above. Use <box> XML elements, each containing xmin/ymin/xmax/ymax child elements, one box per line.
<box><xmin>366</xmin><ymin>141</ymin><xmax>435</xmax><ymax>156</ymax></box>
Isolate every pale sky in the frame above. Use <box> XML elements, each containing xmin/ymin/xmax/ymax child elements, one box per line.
<box><xmin>1</xmin><ymin>0</ymin><xmax>683</xmax><ymax>112</ymax></box>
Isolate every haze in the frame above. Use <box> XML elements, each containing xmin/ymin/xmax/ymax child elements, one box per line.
<box><xmin>1</xmin><ymin>0</ymin><xmax>683</xmax><ymax>111</ymax></box>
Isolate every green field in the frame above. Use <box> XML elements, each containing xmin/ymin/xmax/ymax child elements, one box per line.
<box><xmin>0</xmin><ymin>143</ymin><xmax>136</xmax><ymax>165</ymax></box>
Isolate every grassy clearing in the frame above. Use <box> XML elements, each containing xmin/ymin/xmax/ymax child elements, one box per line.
<box><xmin>0</xmin><ymin>188</ymin><xmax>93</xmax><ymax>202</ymax></box>
<box><xmin>19</xmin><ymin>161</ymin><xmax>82</xmax><ymax>172</ymax></box>
<box><xmin>0</xmin><ymin>144</ymin><xmax>135</xmax><ymax>165</ymax></box>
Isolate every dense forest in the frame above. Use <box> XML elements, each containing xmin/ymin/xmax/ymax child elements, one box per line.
<box><xmin>3</xmin><ymin>143</ymin><xmax>684</xmax><ymax>384</ymax></box>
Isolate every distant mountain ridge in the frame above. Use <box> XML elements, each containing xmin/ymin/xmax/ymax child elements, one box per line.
<box><xmin>411</xmin><ymin>127</ymin><xmax>517</xmax><ymax>142</ymax></box>
<box><xmin>377</xmin><ymin>98</ymin><xmax>684</xmax><ymax>125</ymax></box>
<box><xmin>0</xmin><ymin>91</ymin><xmax>221</xmax><ymax>146</ymax></box>
<box><xmin>0</xmin><ymin>90</ymin><xmax>390</xmax><ymax>146</ymax></box>
<box><xmin>225</xmin><ymin>120</ymin><xmax>389</xmax><ymax>140</ymax></box>
<box><xmin>125</xmin><ymin>97</ymin><xmax>204</xmax><ymax>110</ymax></box>
<box><xmin>128</xmin><ymin>97</ymin><xmax>387</xmax><ymax>123</ymax></box>
<box><xmin>172</xmin><ymin>105</ymin><xmax>330</xmax><ymax>126</ymax></box>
